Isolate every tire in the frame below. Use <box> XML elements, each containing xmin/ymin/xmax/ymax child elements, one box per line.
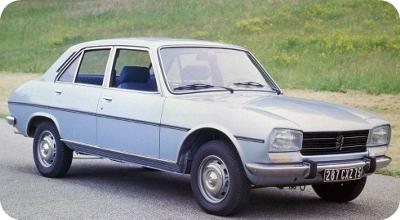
<box><xmin>33</xmin><ymin>121</ymin><xmax>73</xmax><ymax>178</ymax></box>
<box><xmin>190</xmin><ymin>140</ymin><xmax>250</xmax><ymax>216</ymax></box>
<box><xmin>312</xmin><ymin>177</ymin><xmax>367</xmax><ymax>202</ymax></box>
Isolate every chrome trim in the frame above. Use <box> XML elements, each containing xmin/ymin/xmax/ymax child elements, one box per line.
<box><xmin>55</xmin><ymin>51</ymin><xmax>81</xmax><ymax>80</ymax></box>
<box><xmin>56</xmin><ymin>51</ymin><xmax>77</xmax><ymax>73</ymax></box>
<box><xmin>96</xmin><ymin>113</ymin><xmax>160</xmax><ymax>127</ymax></box>
<box><xmin>160</xmin><ymin>124</ymin><xmax>190</xmax><ymax>131</ymax></box>
<box><xmin>8</xmin><ymin>102</ymin><xmax>97</xmax><ymax>117</ymax></box>
<box><xmin>8</xmin><ymin>102</ymin><xmax>190</xmax><ymax>131</ymax></box>
<box><xmin>8</xmin><ymin>102</ymin><xmax>265</xmax><ymax>141</ymax></box>
<box><xmin>235</xmin><ymin>136</ymin><xmax>265</xmax><ymax>143</ymax></box>
<box><xmin>61</xmin><ymin>139</ymin><xmax>177</xmax><ymax>164</ymax></box>
<box><xmin>102</xmin><ymin>46</ymin><xmax>116</xmax><ymax>88</ymax></box>
<box><xmin>103</xmin><ymin>86</ymin><xmax>160</xmax><ymax>95</ymax></box>
<box><xmin>376</xmin><ymin>156</ymin><xmax>391</xmax><ymax>169</ymax></box>
<box><xmin>56</xmin><ymin>81</ymin><xmax>105</xmax><ymax>89</ymax></box>
<box><xmin>246</xmin><ymin>163</ymin><xmax>310</xmax><ymax>177</ymax></box>
<box><xmin>5</xmin><ymin>116</ymin><xmax>15</xmax><ymax>126</ymax></box>
<box><xmin>315</xmin><ymin>160</ymin><xmax>368</xmax><ymax>172</ymax></box>
<box><xmin>72</xmin><ymin>52</ymin><xmax>84</xmax><ymax>83</ymax></box>
<box><xmin>246</xmin><ymin>156</ymin><xmax>390</xmax><ymax>178</ymax></box>
<box><xmin>303</xmin><ymin>151</ymin><xmax>368</xmax><ymax>159</ymax></box>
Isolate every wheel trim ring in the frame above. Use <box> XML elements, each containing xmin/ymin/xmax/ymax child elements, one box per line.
<box><xmin>198</xmin><ymin>155</ymin><xmax>230</xmax><ymax>204</ymax></box>
<box><xmin>37</xmin><ymin>131</ymin><xmax>56</xmax><ymax>168</ymax></box>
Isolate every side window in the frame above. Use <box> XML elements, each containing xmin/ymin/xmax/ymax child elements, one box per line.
<box><xmin>110</xmin><ymin>49</ymin><xmax>157</xmax><ymax>92</ymax></box>
<box><xmin>75</xmin><ymin>49</ymin><xmax>110</xmax><ymax>86</ymax></box>
<box><xmin>58</xmin><ymin>55</ymin><xmax>80</xmax><ymax>82</ymax></box>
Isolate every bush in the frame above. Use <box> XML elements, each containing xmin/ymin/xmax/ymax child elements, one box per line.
<box><xmin>235</xmin><ymin>17</ymin><xmax>263</xmax><ymax>34</ymax></box>
<box><xmin>272</xmin><ymin>54</ymin><xmax>300</xmax><ymax>67</ymax></box>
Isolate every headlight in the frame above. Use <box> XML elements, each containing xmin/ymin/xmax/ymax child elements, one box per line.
<box><xmin>269</xmin><ymin>129</ymin><xmax>303</xmax><ymax>152</ymax></box>
<box><xmin>367</xmin><ymin>125</ymin><xmax>391</xmax><ymax>147</ymax></box>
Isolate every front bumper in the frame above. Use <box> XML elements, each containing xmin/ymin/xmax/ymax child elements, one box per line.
<box><xmin>246</xmin><ymin>155</ymin><xmax>391</xmax><ymax>179</ymax></box>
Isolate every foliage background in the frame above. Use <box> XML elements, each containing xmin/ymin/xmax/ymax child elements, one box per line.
<box><xmin>0</xmin><ymin>0</ymin><xmax>399</xmax><ymax>94</ymax></box>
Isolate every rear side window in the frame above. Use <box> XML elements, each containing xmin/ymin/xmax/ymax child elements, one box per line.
<box><xmin>75</xmin><ymin>49</ymin><xmax>110</xmax><ymax>86</ymax></box>
<box><xmin>58</xmin><ymin>55</ymin><xmax>80</xmax><ymax>82</ymax></box>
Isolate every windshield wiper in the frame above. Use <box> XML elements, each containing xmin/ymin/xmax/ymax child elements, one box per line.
<box><xmin>233</xmin><ymin>81</ymin><xmax>265</xmax><ymax>88</ymax></box>
<box><xmin>271</xmin><ymin>87</ymin><xmax>282</xmax><ymax>95</ymax></box>
<box><xmin>174</xmin><ymin>83</ymin><xmax>234</xmax><ymax>94</ymax></box>
<box><xmin>233</xmin><ymin>81</ymin><xmax>282</xmax><ymax>95</ymax></box>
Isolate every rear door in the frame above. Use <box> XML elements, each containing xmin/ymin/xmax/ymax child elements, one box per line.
<box><xmin>54</xmin><ymin>47</ymin><xmax>112</xmax><ymax>145</ymax></box>
<box><xmin>96</xmin><ymin>47</ymin><xmax>164</xmax><ymax>158</ymax></box>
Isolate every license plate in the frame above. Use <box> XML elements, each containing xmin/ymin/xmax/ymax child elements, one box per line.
<box><xmin>323</xmin><ymin>167</ymin><xmax>364</xmax><ymax>182</ymax></box>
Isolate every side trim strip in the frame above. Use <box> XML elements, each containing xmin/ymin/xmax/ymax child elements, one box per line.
<box><xmin>160</xmin><ymin>124</ymin><xmax>190</xmax><ymax>131</ymax></box>
<box><xmin>8</xmin><ymin>101</ymin><xmax>97</xmax><ymax>116</ymax></box>
<box><xmin>96</xmin><ymin>113</ymin><xmax>160</xmax><ymax>127</ymax></box>
<box><xmin>8</xmin><ymin>101</ymin><xmax>188</xmax><ymax>131</ymax></box>
<box><xmin>9</xmin><ymin>101</ymin><xmax>263</xmax><ymax>143</ymax></box>
<box><xmin>61</xmin><ymin>139</ymin><xmax>181</xmax><ymax>173</ymax></box>
<box><xmin>235</xmin><ymin>136</ymin><xmax>265</xmax><ymax>144</ymax></box>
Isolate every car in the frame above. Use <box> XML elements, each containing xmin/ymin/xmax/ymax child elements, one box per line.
<box><xmin>6</xmin><ymin>38</ymin><xmax>392</xmax><ymax>216</ymax></box>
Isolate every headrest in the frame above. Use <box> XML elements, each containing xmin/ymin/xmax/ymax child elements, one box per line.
<box><xmin>180</xmin><ymin>65</ymin><xmax>210</xmax><ymax>81</ymax></box>
<box><xmin>119</xmin><ymin>66</ymin><xmax>149</xmax><ymax>83</ymax></box>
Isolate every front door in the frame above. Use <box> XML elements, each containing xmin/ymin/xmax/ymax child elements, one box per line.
<box><xmin>96</xmin><ymin>48</ymin><xmax>164</xmax><ymax>158</ymax></box>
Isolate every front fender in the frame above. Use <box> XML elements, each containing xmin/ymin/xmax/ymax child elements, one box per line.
<box><xmin>176</xmin><ymin>123</ymin><xmax>268</xmax><ymax>177</ymax></box>
<box><xmin>184</xmin><ymin>123</ymin><xmax>245</xmax><ymax>161</ymax></box>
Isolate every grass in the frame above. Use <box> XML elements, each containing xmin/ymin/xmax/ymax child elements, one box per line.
<box><xmin>1</xmin><ymin>73</ymin><xmax>399</xmax><ymax>177</ymax></box>
<box><xmin>0</xmin><ymin>0</ymin><xmax>399</xmax><ymax>94</ymax></box>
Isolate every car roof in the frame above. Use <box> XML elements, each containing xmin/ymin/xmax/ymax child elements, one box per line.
<box><xmin>73</xmin><ymin>37</ymin><xmax>246</xmax><ymax>50</ymax></box>
<box><xmin>40</xmin><ymin>38</ymin><xmax>248</xmax><ymax>82</ymax></box>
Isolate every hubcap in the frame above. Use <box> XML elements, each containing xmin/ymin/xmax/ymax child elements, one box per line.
<box><xmin>198</xmin><ymin>155</ymin><xmax>230</xmax><ymax>203</ymax></box>
<box><xmin>37</xmin><ymin>131</ymin><xmax>56</xmax><ymax>167</ymax></box>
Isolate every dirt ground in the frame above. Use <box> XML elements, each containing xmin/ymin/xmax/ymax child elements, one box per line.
<box><xmin>0</xmin><ymin>73</ymin><xmax>40</xmax><ymax>116</ymax></box>
<box><xmin>1</xmin><ymin>73</ymin><xmax>398</xmax><ymax>175</ymax></box>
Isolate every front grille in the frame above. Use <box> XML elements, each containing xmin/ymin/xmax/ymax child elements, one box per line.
<box><xmin>301</xmin><ymin>130</ymin><xmax>369</xmax><ymax>156</ymax></box>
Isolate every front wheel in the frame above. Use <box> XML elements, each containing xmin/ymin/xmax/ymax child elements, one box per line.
<box><xmin>190</xmin><ymin>140</ymin><xmax>250</xmax><ymax>216</ymax></box>
<box><xmin>312</xmin><ymin>177</ymin><xmax>367</xmax><ymax>202</ymax></box>
<box><xmin>33</xmin><ymin>121</ymin><xmax>73</xmax><ymax>178</ymax></box>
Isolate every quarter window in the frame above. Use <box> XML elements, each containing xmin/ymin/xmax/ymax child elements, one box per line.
<box><xmin>110</xmin><ymin>49</ymin><xmax>157</xmax><ymax>92</ymax></box>
<box><xmin>75</xmin><ymin>49</ymin><xmax>111</xmax><ymax>86</ymax></box>
<box><xmin>58</xmin><ymin>55</ymin><xmax>80</xmax><ymax>82</ymax></box>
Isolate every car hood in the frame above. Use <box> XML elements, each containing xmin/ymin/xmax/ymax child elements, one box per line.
<box><xmin>178</xmin><ymin>92</ymin><xmax>384</xmax><ymax>131</ymax></box>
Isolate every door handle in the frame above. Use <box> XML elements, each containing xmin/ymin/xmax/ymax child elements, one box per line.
<box><xmin>102</xmin><ymin>96</ymin><xmax>113</xmax><ymax>102</ymax></box>
<box><xmin>54</xmin><ymin>89</ymin><xmax>63</xmax><ymax>95</ymax></box>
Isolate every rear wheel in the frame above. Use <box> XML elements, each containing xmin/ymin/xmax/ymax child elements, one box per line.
<box><xmin>33</xmin><ymin>121</ymin><xmax>73</xmax><ymax>178</ymax></box>
<box><xmin>312</xmin><ymin>177</ymin><xmax>367</xmax><ymax>202</ymax></box>
<box><xmin>190</xmin><ymin>140</ymin><xmax>250</xmax><ymax>216</ymax></box>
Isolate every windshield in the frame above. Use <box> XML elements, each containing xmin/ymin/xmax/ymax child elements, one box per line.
<box><xmin>159</xmin><ymin>47</ymin><xmax>276</xmax><ymax>93</ymax></box>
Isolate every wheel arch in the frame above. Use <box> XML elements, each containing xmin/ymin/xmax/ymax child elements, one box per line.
<box><xmin>177</xmin><ymin>124</ymin><xmax>246</xmax><ymax>174</ymax></box>
<box><xmin>26</xmin><ymin>113</ymin><xmax>60</xmax><ymax>137</ymax></box>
